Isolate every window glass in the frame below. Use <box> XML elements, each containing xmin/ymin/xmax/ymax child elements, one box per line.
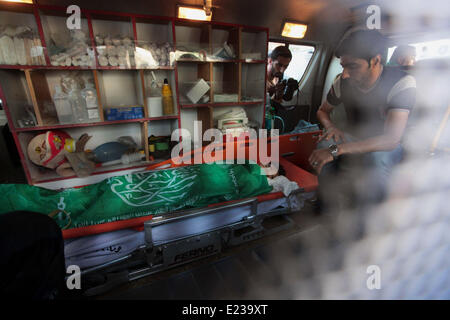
<box><xmin>267</xmin><ymin>42</ymin><xmax>315</xmax><ymax>81</ymax></box>
<box><xmin>388</xmin><ymin>38</ymin><xmax>450</xmax><ymax>62</ymax></box>
<box><xmin>283</xmin><ymin>44</ymin><xmax>315</xmax><ymax>81</ymax></box>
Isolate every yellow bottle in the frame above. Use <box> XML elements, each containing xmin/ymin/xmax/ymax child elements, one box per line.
<box><xmin>162</xmin><ymin>78</ymin><xmax>174</xmax><ymax>115</ymax></box>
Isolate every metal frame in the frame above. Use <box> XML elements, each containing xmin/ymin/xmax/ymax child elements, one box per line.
<box><xmin>77</xmin><ymin>190</ymin><xmax>305</xmax><ymax>296</ymax></box>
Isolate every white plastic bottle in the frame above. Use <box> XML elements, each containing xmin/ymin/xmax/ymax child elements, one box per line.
<box><xmin>68</xmin><ymin>81</ymin><xmax>89</xmax><ymax>123</ymax></box>
<box><xmin>53</xmin><ymin>85</ymin><xmax>74</xmax><ymax>124</ymax></box>
<box><xmin>81</xmin><ymin>81</ymin><xmax>101</xmax><ymax>122</ymax></box>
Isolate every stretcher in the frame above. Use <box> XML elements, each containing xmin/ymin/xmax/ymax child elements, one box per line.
<box><xmin>63</xmin><ymin>131</ymin><xmax>321</xmax><ymax>296</ymax></box>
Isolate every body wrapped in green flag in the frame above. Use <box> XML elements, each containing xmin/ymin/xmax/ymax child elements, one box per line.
<box><xmin>0</xmin><ymin>163</ymin><xmax>272</xmax><ymax>230</ymax></box>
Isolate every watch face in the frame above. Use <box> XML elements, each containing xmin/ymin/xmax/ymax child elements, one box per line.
<box><xmin>329</xmin><ymin>144</ymin><xmax>338</xmax><ymax>158</ymax></box>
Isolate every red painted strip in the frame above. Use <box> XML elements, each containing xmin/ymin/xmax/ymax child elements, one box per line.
<box><xmin>180</xmin><ymin>101</ymin><xmax>263</xmax><ymax>108</ymax></box>
<box><xmin>172</xmin><ymin>20</ymin><xmax>182</xmax><ymax>141</ymax></box>
<box><xmin>86</xmin><ymin>11</ymin><xmax>99</xmax><ymax>69</ymax></box>
<box><xmin>240</xmin><ymin>60</ymin><xmax>266</xmax><ymax>64</ymax></box>
<box><xmin>14</xmin><ymin>118</ymin><xmax>147</xmax><ymax>132</ymax></box>
<box><xmin>34</xmin><ymin>163</ymin><xmax>149</xmax><ymax>184</ymax></box>
<box><xmin>0</xmin><ymin>65</ymin><xmax>157</xmax><ymax>71</ymax></box>
<box><xmin>262</xmin><ymin>29</ymin><xmax>269</xmax><ymax>128</ymax></box>
<box><xmin>0</xmin><ymin>65</ymin><xmax>93</xmax><ymax>70</ymax></box>
<box><xmin>147</xmin><ymin>116</ymin><xmax>179</xmax><ymax>121</ymax></box>
<box><xmin>131</xmin><ymin>16</ymin><xmax>138</xmax><ymax>47</ymax></box>
<box><xmin>62</xmin><ymin>215</ymin><xmax>154</xmax><ymax>239</ymax></box>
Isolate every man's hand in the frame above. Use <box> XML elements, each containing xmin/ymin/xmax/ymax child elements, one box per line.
<box><xmin>267</xmin><ymin>77</ymin><xmax>286</xmax><ymax>102</ymax></box>
<box><xmin>308</xmin><ymin>148</ymin><xmax>333</xmax><ymax>174</ymax></box>
<box><xmin>318</xmin><ymin>126</ymin><xmax>346</xmax><ymax>144</ymax></box>
<box><xmin>273</xmin><ymin>81</ymin><xmax>286</xmax><ymax>101</ymax></box>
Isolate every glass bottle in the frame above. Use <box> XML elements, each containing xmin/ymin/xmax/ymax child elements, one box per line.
<box><xmin>68</xmin><ymin>80</ymin><xmax>89</xmax><ymax>123</ymax></box>
<box><xmin>53</xmin><ymin>85</ymin><xmax>74</xmax><ymax>124</ymax></box>
<box><xmin>162</xmin><ymin>78</ymin><xmax>174</xmax><ymax>115</ymax></box>
<box><xmin>81</xmin><ymin>81</ymin><xmax>101</xmax><ymax>122</ymax></box>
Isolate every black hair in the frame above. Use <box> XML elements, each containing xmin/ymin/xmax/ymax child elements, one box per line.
<box><xmin>270</xmin><ymin>45</ymin><xmax>292</xmax><ymax>60</ymax></box>
<box><xmin>335</xmin><ymin>30</ymin><xmax>388</xmax><ymax>65</ymax></box>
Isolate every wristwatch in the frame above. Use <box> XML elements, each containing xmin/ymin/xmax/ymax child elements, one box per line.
<box><xmin>328</xmin><ymin>144</ymin><xmax>339</xmax><ymax>160</ymax></box>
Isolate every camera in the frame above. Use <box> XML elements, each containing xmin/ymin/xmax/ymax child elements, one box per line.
<box><xmin>280</xmin><ymin>78</ymin><xmax>299</xmax><ymax>101</ymax></box>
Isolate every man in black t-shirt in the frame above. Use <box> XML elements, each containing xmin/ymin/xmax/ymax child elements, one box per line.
<box><xmin>309</xmin><ymin>30</ymin><xmax>416</xmax><ymax>211</ymax></box>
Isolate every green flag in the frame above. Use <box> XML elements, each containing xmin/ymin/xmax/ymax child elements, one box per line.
<box><xmin>0</xmin><ymin>163</ymin><xmax>272</xmax><ymax>229</ymax></box>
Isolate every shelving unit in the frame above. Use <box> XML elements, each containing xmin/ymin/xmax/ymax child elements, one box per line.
<box><xmin>174</xmin><ymin>21</ymin><xmax>268</xmax><ymax>139</ymax></box>
<box><xmin>38</xmin><ymin>6</ymin><xmax>95</xmax><ymax>68</ymax></box>
<box><xmin>0</xmin><ymin>1</ymin><xmax>268</xmax><ymax>188</ymax></box>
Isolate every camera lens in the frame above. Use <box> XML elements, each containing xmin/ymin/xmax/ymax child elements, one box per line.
<box><xmin>283</xmin><ymin>78</ymin><xmax>298</xmax><ymax>101</ymax></box>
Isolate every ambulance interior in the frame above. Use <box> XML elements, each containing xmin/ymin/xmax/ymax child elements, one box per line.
<box><xmin>0</xmin><ymin>0</ymin><xmax>449</xmax><ymax>299</ymax></box>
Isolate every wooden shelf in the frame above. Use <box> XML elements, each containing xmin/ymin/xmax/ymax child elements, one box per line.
<box><xmin>208</xmin><ymin>59</ymin><xmax>240</xmax><ymax>63</ymax></box>
<box><xmin>146</xmin><ymin>115</ymin><xmax>179</xmax><ymax>121</ymax></box>
<box><xmin>175</xmin><ymin>59</ymin><xmax>265</xmax><ymax>64</ymax></box>
<box><xmin>180</xmin><ymin>101</ymin><xmax>263</xmax><ymax>108</ymax></box>
<box><xmin>0</xmin><ymin>2</ymin><xmax>268</xmax><ymax>187</ymax></box>
<box><xmin>138</xmin><ymin>66</ymin><xmax>175</xmax><ymax>70</ymax></box>
<box><xmin>180</xmin><ymin>103</ymin><xmax>212</xmax><ymax>108</ymax></box>
<box><xmin>14</xmin><ymin>118</ymin><xmax>150</xmax><ymax>132</ymax></box>
<box><xmin>31</xmin><ymin>161</ymin><xmax>151</xmax><ymax>185</ymax></box>
<box><xmin>97</xmin><ymin>66</ymin><xmax>175</xmax><ymax>70</ymax></box>
<box><xmin>176</xmin><ymin>59</ymin><xmax>209</xmax><ymax>63</ymax></box>
<box><xmin>241</xmin><ymin>59</ymin><xmax>266</xmax><ymax>64</ymax></box>
<box><xmin>0</xmin><ymin>65</ymin><xmax>175</xmax><ymax>71</ymax></box>
<box><xmin>0</xmin><ymin>65</ymin><xmax>46</xmax><ymax>70</ymax></box>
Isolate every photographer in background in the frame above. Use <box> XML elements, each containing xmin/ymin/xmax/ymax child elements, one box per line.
<box><xmin>266</xmin><ymin>46</ymin><xmax>293</xmax><ymax>103</ymax></box>
<box><xmin>266</xmin><ymin>46</ymin><xmax>302</xmax><ymax>133</ymax></box>
<box><xmin>388</xmin><ymin>45</ymin><xmax>416</xmax><ymax>68</ymax></box>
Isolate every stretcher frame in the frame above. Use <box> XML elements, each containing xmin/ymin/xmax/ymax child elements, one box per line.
<box><xmin>68</xmin><ymin>131</ymin><xmax>321</xmax><ymax>296</ymax></box>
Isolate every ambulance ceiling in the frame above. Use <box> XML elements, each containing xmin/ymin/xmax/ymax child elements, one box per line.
<box><xmin>37</xmin><ymin>0</ymin><xmax>450</xmax><ymax>44</ymax></box>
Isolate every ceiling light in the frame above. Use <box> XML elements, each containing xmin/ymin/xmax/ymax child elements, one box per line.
<box><xmin>281</xmin><ymin>21</ymin><xmax>308</xmax><ymax>39</ymax></box>
<box><xmin>0</xmin><ymin>0</ymin><xmax>33</xmax><ymax>3</ymax></box>
<box><xmin>178</xmin><ymin>5</ymin><xmax>211</xmax><ymax>21</ymax></box>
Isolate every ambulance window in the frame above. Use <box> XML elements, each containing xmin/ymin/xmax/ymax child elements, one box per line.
<box><xmin>268</xmin><ymin>42</ymin><xmax>315</xmax><ymax>81</ymax></box>
<box><xmin>283</xmin><ymin>44</ymin><xmax>315</xmax><ymax>81</ymax></box>
<box><xmin>388</xmin><ymin>38</ymin><xmax>450</xmax><ymax>62</ymax></box>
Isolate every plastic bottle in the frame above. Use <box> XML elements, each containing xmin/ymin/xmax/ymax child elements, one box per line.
<box><xmin>162</xmin><ymin>78</ymin><xmax>174</xmax><ymax>115</ymax></box>
<box><xmin>68</xmin><ymin>80</ymin><xmax>89</xmax><ymax>123</ymax></box>
<box><xmin>53</xmin><ymin>85</ymin><xmax>74</xmax><ymax>124</ymax></box>
<box><xmin>81</xmin><ymin>81</ymin><xmax>101</xmax><ymax>122</ymax></box>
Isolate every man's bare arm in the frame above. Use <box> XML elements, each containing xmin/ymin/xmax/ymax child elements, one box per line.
<box><xmin>317</xmin><ymin>100</ymin><xmax>335</xmax><ymax>130</ymax></box>
<box><xmin>317</xmin><ymin>100</ymin><xmax>347</xmax><ymax>143</ymax></box>
<box><xmin>337</xmin><ymin>109</ymin><xmax>410</xmax><ymax>155</ymax></box>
